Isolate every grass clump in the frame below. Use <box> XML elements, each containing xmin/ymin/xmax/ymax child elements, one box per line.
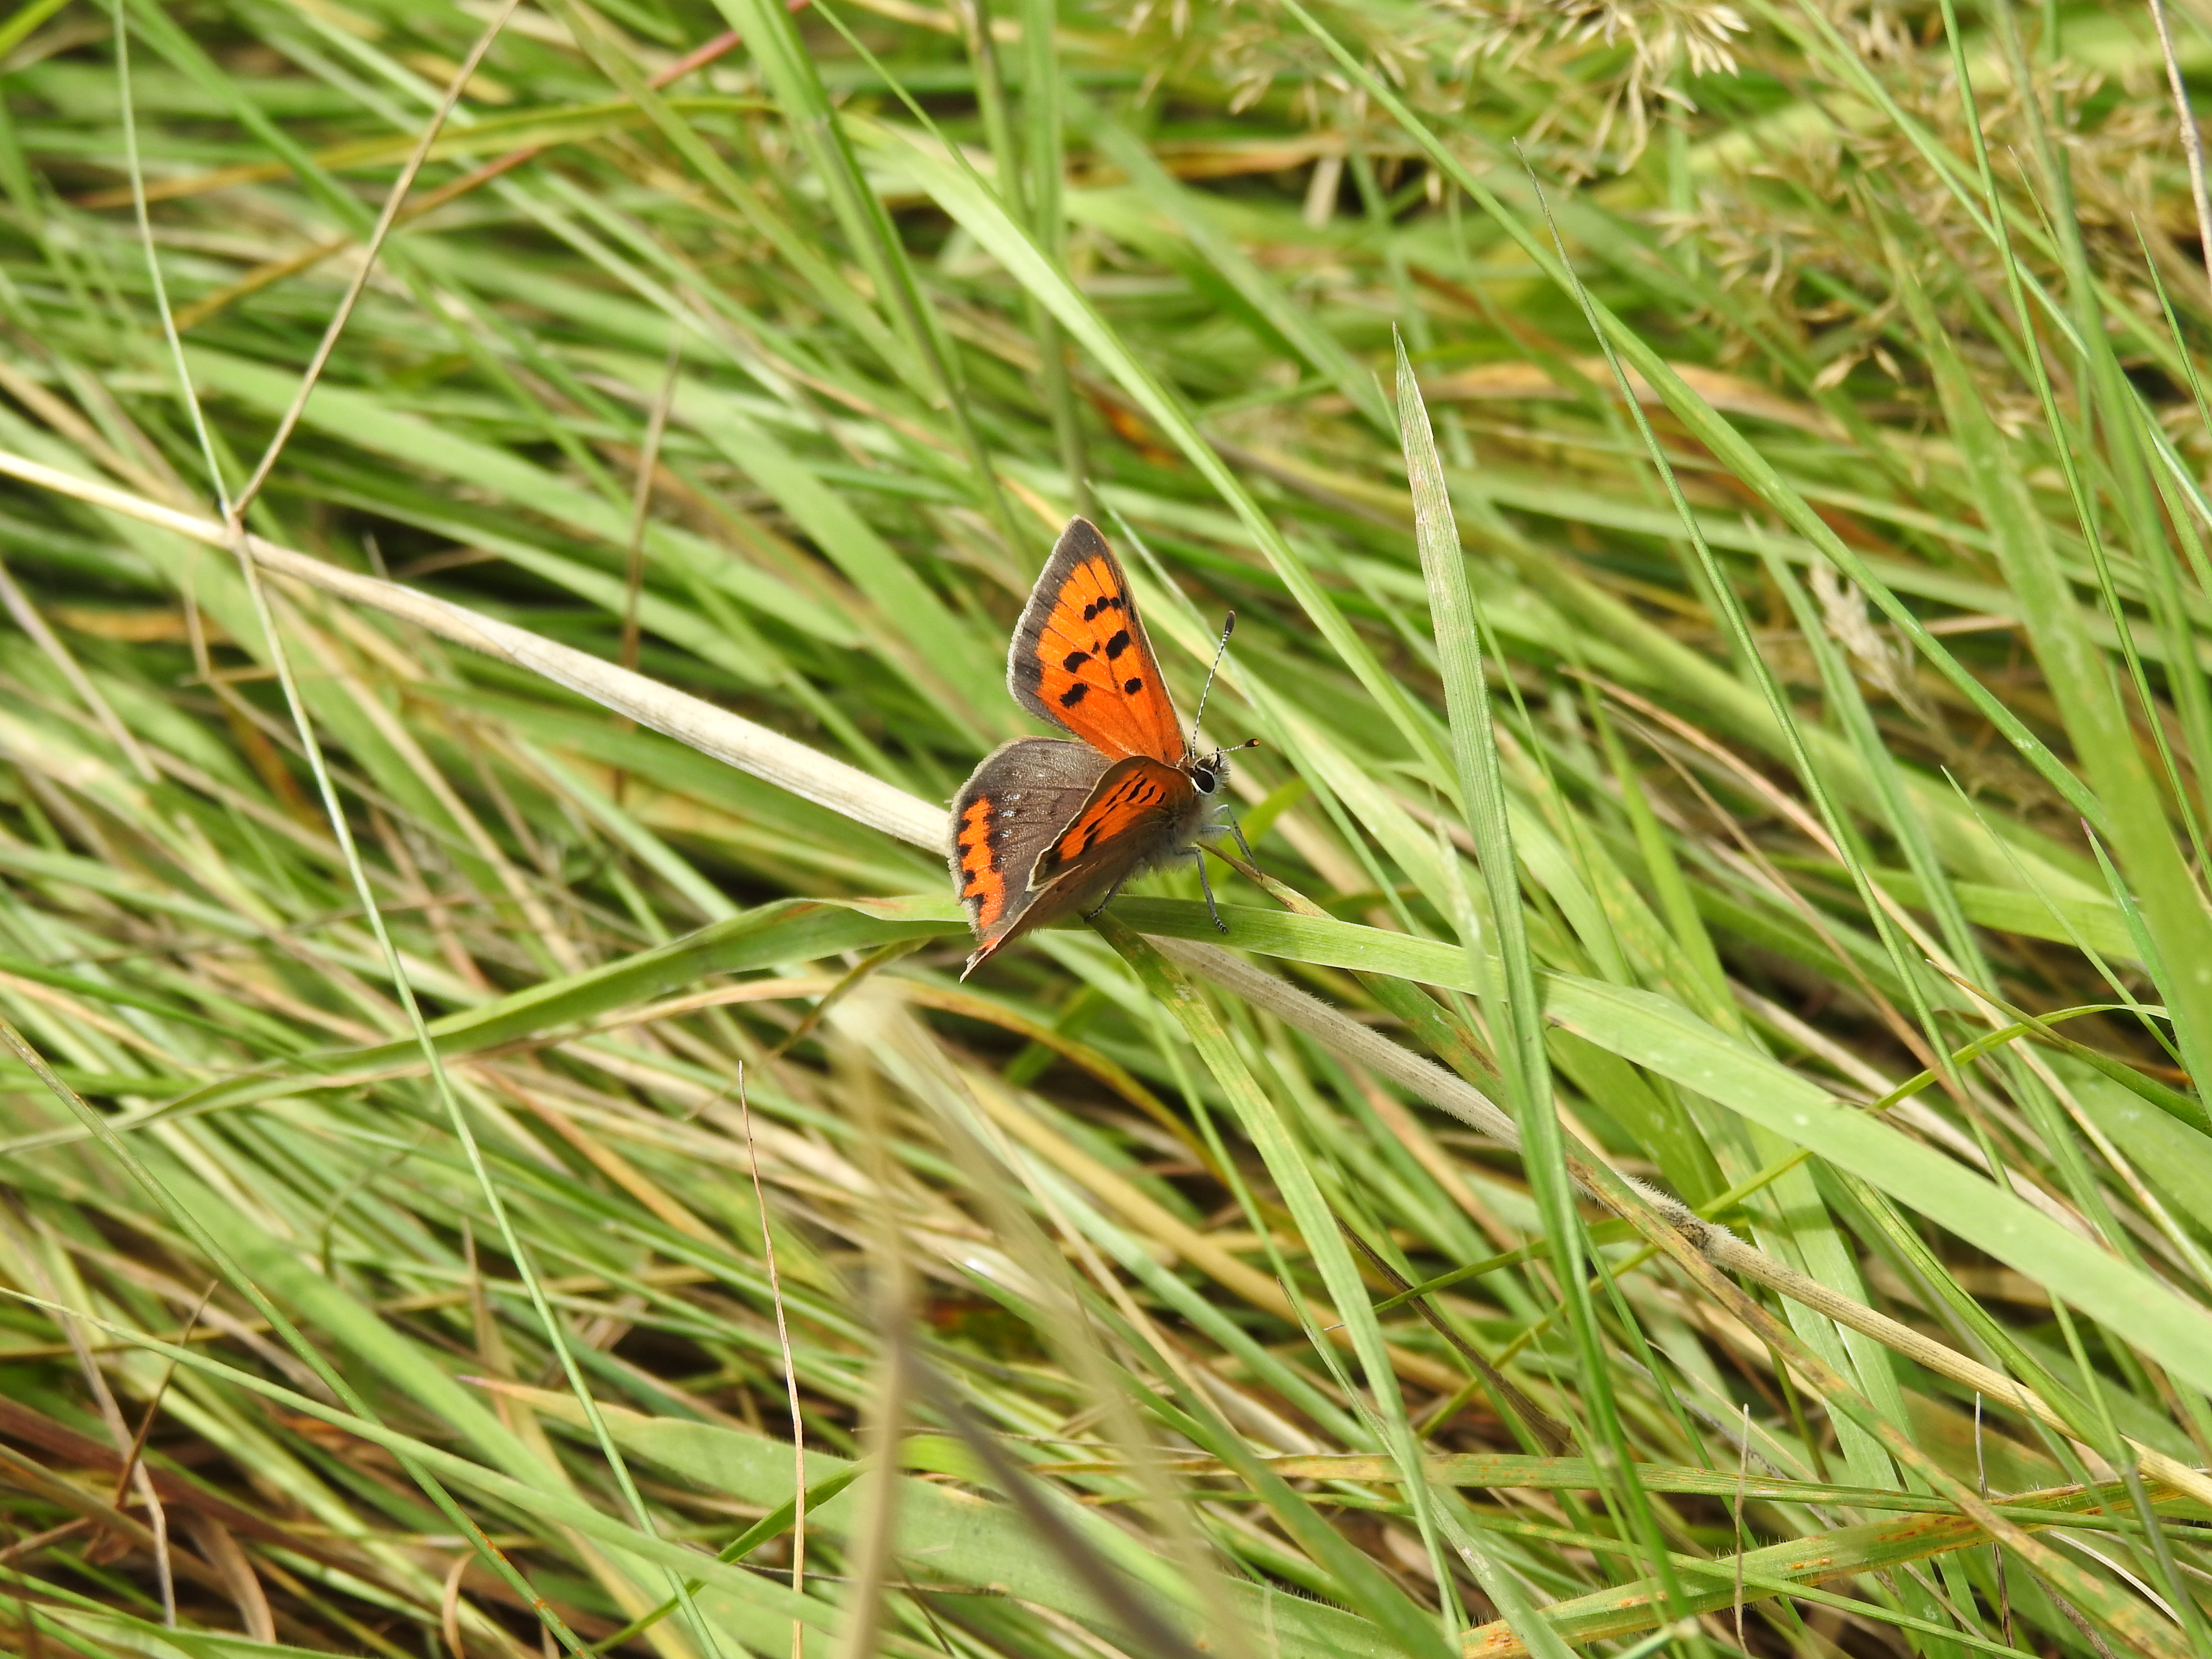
<box><xmin>2</xmin><ymin>2</ymin><xmax>2212</xmax><ymax>1659</ymax></box>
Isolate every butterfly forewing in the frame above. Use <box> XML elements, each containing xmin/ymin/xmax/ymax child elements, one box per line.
<box><xmin>1030</xmin><ymin>756</ymin><xmax>1195</xmax><ymax>890</ymax></box>
<box><xmin>1008</xmin><ymin>519</ymin><xmax>1185</xmax><ymax>762</ymax></box>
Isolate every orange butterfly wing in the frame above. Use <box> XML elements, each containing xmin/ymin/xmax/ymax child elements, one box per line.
<box><xmin>1029</xmin><ymin>756</ymin><xmax>1196</xmax><ymax>890</ymax></box>
<box><xmin>1008</xmin><ymin>519</ymin><xmax>1186</xmax><ymax>763</ymax></box>
<box><xmin>951</xmin><ymin>745</ymin><xmax>1199</xmax><ymax>977</ymax></box>
<box><xmin>951</xmin><ymin>737</ymin><xmax>1116</xmax><ymax>941</ymax></box>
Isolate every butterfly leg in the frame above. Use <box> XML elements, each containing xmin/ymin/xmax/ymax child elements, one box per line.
<box><xmin>1191</xmin><ymin>848</ymin><xmax>1228</xmax><ymax>932</ymax></box>
<box><xmin>1082</xmin><ymin>875</ymin><xmax>1132</xmax><ymax>922</ymax></box>
<box><xmin>1230</xmin><ymin>817</ymin><xmax>1260</xmax><ymax>869</ymax></box>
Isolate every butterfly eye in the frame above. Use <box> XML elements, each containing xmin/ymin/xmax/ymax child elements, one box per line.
<box><xmin>1191</xmin><ymin>765</ymin><xmax>1217</xmax><ymax>794</ymax></box>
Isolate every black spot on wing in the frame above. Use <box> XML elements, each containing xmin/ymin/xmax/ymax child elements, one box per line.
<box><xmin>1059</xmin><ymin>683</ymin><xmax>1089</xmax><ymax>708</ymax></box>
<box><xmin>1104</xmin><ymin>629</ymin><xmax>1131</xmax><ymax>661</ymax></box>
<box><xmin>1063</xmin><ymin>650</ymin><xmax>1090</xmax><ymax>671</ymax></box>
<box><xmin>1123</xmin><ymin>678</ymin><xmax>1143</xmax><ymax>695</ymax></box>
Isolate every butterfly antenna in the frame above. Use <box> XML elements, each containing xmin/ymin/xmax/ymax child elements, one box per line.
<box><xmin>1190</xmin><ymin>611</ymin><xmax>1235</xmax><ymax>752</ymax></box>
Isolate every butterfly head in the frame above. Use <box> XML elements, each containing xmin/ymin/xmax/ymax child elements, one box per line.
<box><xmin>1183</xmin><ymin>736</ymin><xmax>1259</xmax><ymax>798</ymax></box>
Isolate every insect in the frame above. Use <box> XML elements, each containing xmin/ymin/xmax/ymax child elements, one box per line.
<box><xmin>951</xmin><ymin>517</ymin><xmax>1254</xmax><ymax>978</ymax></box>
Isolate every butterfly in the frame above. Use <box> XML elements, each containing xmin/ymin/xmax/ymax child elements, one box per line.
<box><xmin>951</xmin><ymin>518</ymin><xmax>1252</xmax><ymax>978</ymax></box>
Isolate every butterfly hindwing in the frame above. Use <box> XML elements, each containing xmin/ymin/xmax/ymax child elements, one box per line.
<box><xmin>952</xmin><ymin>744</ymin><xmax>1204</xmax><ymax>976</ymax></box>
<box><xmin>1008</xmin><ymin>518</ymin><xmax>1185</xmax><ymax>762</ymax></box>
<box><xmin>950</xmin><ymin>736</ymin><xmax>1115</xmax><ymax>944</ymax></box>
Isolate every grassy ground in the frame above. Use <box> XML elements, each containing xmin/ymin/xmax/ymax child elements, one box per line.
<box><xmin>2</xmin><ymin>0</ymin><xmax>2212</xmax><ymax>1657</ymax></box>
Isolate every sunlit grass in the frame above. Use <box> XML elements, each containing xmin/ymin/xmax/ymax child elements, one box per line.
<box><xmin>0</xmin><ymin>2</ymin><xmax>2210</xmax><ymax>1658</ymax></box>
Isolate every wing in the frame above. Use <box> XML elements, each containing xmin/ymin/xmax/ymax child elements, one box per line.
<box><xmin>1008</xmin><ymin>517</ymin><xmax>1185</xmax><ymax>763</ymax></box>
<box><xmin>950</xmin><ymin>737</ymin><xmax>1115</xmax><ymax>945</ymax></box>
<box><xmin>951</xmin><ymin>746</ymin><xmax>1198</xmax><ymax>977</ymax></box>
<box><xmin>1026</xmin><ymin>755</ymin><xmax>1196</xmax><ymax>892</ymax></box>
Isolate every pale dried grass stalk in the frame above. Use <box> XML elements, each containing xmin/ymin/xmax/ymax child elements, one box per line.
<box><xmin>0</xmin><ymin>450</ymin><xmax>945</xmax><ymax>852</ymax></box>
